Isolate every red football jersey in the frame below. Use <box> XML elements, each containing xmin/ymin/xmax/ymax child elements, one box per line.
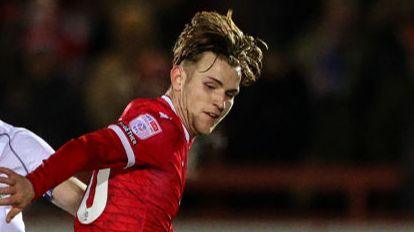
<box><xmin>27</xmin><ymin>96</ymin><xmax>192</xmax><ymax>232</ymax></box>
<box><xmin>75</xmin><ymin>96</ymin><xmax>192</xmax><ymax>231</ymax></box>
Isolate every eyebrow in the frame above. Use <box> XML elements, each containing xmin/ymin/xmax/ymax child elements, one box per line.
<box><xmin>206</xmin><ymin>76</ymin><xmax>240</xmax><ymax>94</ymax></box>
<box><xmin>206</xmin><ymin>76</ymin><xmax>223</xmax><ymax>86</ymax></box>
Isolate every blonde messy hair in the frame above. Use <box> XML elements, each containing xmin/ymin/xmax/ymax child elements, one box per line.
<box><xmin>173</xmin><ymin>10</ymin><xmax>268</xmax><ymax>86</ymax></box>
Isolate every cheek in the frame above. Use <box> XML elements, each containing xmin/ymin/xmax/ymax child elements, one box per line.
<box><xmin>190</xmin><ymin>88</ymin><xmax>209</xmax><ymax>107</ymax></box>
<box><xmin>186</xmin><ymin>89</ymin><xmax>204</xmax><ymax>114</ymax></box>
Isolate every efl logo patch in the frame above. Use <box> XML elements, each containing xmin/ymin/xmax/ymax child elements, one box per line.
<box><xmin>129</xmin><ymin>114</ymin><xmax>162</xmax><ymax>140</ymax></box>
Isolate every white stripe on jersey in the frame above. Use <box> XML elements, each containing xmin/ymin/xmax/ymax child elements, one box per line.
<box><xmin>108</xmin><ymin>125</ymin><xmax>135</xmax><ymax>168</ymax></box>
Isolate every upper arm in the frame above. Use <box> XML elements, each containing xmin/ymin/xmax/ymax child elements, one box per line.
<box><xmin>108</xmin><ymin>110</ymin><xmax>179</xmax><ymax>169</ymax></box>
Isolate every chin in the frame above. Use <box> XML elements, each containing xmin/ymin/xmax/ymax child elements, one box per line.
<box><xmin>198</xmin><ymin>130</ymin><xmax>212</xmax><ymax>135</ymax></box>
<box><xmin>196</xmin><ymin>126</ymin><xmax>215</xmax><ymax>135</ymax></box>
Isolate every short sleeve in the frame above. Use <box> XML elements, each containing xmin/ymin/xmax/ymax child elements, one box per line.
<box><xmin>11</xmin><ymin>130</ymin><xmax>55</xmax><ymax>173</ymax></box>
<box><xmin>107</xmin><ymin>102</ymin><xmax>180</xmax><ymax>169</ymax></box>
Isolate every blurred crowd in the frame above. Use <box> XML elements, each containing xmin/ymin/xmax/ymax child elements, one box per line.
<box><xmin>1</xmin><ymin>0</ymin><xmax>414</xmax><ymax>169</ymax></box>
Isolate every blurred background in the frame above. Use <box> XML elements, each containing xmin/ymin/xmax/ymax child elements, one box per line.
<box><xmin>1</xmin><ymin>0</ymin><xmax>414</xmax><ymax>231</ymax></box>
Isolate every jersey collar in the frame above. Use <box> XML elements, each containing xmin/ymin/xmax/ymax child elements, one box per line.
<box><xmin>161</xmin><ymin>95</ymin><xmax>190</xmax><ymax>142</ymax></box>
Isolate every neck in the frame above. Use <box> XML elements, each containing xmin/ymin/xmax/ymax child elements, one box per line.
<box><xmin>164</xmin><ymin>89</ymin><xmax>194</xmax><ymax>138</ymax></box>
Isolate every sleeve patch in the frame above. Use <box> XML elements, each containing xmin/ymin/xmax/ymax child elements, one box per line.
<box><xmin>129</xmin><ymin>114</ymin><xmax>162</xmax><ymax>140</ymax></box>
<box><xmin>117</xmin><ymin>122</ymin><xmax>137</xmax><ymax>146</ymax></box>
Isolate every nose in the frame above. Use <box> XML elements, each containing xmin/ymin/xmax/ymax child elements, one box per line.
<box><xmin>213</xmin><ymin>92</ymin><xmax>225</xmax><ymax>113</ymax></box>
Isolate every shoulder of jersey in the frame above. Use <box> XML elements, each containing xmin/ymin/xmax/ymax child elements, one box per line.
<box><xmin>0</xmin><ymin>120</ymin><xmax>14</xmax><ymax>134</ymax></box>
<box><xmin>126</xmin><ymin>98</ymin><xmax>175</xmax><ymax>120</ymax></box>
<box><xmin>125</xmin><ymin>98</ymin><xmax>180</xmax><ymax>140</ymax></box>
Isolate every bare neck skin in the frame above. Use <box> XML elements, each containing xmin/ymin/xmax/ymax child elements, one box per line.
<box><xmin>165</xmin><ymin>88</ymin><xmax>194</xmax><ymax>138</ymax></box>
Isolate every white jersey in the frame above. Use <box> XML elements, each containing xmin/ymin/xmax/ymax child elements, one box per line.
<box><xmin>0</xmin><ymin>120</ymin><xmax>55</xmax><ymax>232</ymax></box>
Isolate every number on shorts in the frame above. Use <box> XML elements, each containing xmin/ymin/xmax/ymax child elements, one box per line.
<box><xmin>77</xmin><ymin>168</ymin><xmax>111</xmax><ymax>224</ymax></box>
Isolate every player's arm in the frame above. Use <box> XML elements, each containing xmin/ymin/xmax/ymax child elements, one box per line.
<box><xmin>0</xmin><ymin>105</ymin><xmax>176</xmax><ymax>221</ymax></box>
<box><xmin>51</xmin><ymin>177</ymin><xmax>86</xmax><ymax>215</ymax></box>
<box><xmin>27</xmin><ymin>128</ymin><xmax>127</xmax><ymax>201</ymax></box>
<box><xmin>0</xmin><ymin>128</ymin><xmax>128</xmax><ymax>222</ymax></box>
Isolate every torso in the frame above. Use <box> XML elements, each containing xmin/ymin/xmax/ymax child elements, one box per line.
<box><xmin>75</xmin><ymin>97</ymin><xmax>191</xmax><ymax>232</ymax></box>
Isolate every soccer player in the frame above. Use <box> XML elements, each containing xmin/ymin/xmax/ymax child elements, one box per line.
<box><xmin>0</xmin><ymin>10</ymin><xmax>267</xmax><ymax>231</ymax></box>
<box><xmin>0</xmin><ymin>120</ymin><xmax>86</xmax><ymax>232</ymax></box>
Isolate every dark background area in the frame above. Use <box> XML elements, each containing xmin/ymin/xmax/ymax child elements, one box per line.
<box><xmin>1</xmin><ymin>0</ymin><xmax>414</xmax><ymax>229</ymax></box>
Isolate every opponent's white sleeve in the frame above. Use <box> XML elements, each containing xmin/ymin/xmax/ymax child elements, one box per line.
<box><xmin>11</xmin><ymin>130</ymin><xmax>55</xmax><ymax>174</ymax></box>
<box><xmin>0</xmin><ymin>209</ymin><xmax>24</xmax><ymax>232</ymax></box>
<box><xmin>0</xmin><ymin>127</ymin><xmax>54</xmax><ymax>232</ymax></box>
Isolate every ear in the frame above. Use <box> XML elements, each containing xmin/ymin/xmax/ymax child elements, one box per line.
<box><xmin>170</xmin><ymin>65</ymin><xmax>185</xmax><ymax>91</ymax></box>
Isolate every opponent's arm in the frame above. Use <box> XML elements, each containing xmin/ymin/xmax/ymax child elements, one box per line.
<box><xmin>51</xmin><ymin>177</ymin><xmax>86</xmax><ymax>215</ymax></box>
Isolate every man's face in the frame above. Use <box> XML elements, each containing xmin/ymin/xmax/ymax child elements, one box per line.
<box><xmin>181</xmin><ymin>52</ymin><xmax>241</xmax><ymax>135</ymax></box>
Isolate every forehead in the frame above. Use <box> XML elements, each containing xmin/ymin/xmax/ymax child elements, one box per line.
<box><xmin>193</xmin><ymin>52</ymin><xmax>241</xmax><ymax>85</ymax></box>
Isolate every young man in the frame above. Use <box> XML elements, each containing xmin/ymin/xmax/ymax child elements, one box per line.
<box><xmin>0</xmin><ymin>11</ymin><xmax>266</xmax><ymax>231</ymax></box>
<box><xmin>0</xmin><ymin>120</ymin><xmax>86</xmax><ymax>232</ymax></box>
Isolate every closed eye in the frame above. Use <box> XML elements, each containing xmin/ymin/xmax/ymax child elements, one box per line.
<box><xmin>204</xmin><ymin>83</ymin><xmax>216</xmax><ymax>89</ymax></box>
